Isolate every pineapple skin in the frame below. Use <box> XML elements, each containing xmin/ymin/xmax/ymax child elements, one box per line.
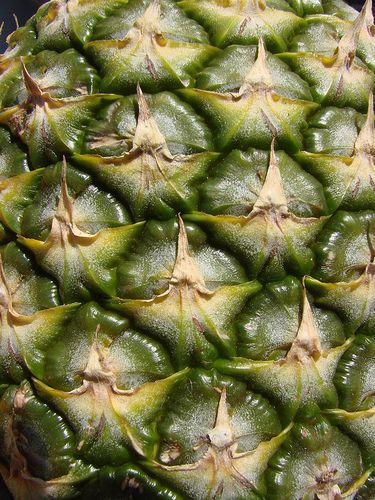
<box><xmin>0</xmin><ymin>0</ymin><xmax>374</xmax><ymax>498</ymax></box>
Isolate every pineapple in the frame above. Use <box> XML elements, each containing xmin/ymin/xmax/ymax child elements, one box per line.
<box><xmin>0</xmin><ymin>0</ymin><xmax>375</xmax><ymax>498</ymax></box>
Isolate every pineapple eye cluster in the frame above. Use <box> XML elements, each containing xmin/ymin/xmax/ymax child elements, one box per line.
<box><xmin>0</xmin><ymin>0</ymin><xmax>374</xmax><ymax>498</ymax></box>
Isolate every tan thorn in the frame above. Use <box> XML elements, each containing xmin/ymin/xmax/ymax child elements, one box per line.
<box><xmin>136</xmin><ymin>84</ymin><xmax>152</xmax><ymax>123</ymax></box>
<box><xmin>134</xmin><ymin>0</ymin><xmax>162</xmax><ymax>33</ymax></box>
<box><xmin>21</xmin><ymin>61</ymin><xmax>44</xmax><ymax>100</ymax></box>
<box><xmin>207</xmin><ymin>387</ymin><xmax>235</xmax><ymax>449</ymax></box>
<box><xmin>169</xmin><ymin>215</ymin><xmax>211</xmax><ymax>293</ymax></box>
<box><xmin>0</xmin><ymin>254</ymin><xmax>19</xmax><ymax>318</ymax></box>
<box><xmin>335</xmin><ymin>2</ymin><xmax>368</xmax><ymax>68</ymax></box>
<box><xmin>363</xmin><ymin>0</ymin><xmax>374</xmax><ymax>28</ymax></box>
<box><xmin>239</xmin><ymin>37</ymin><xmax>272</xmax><ymax>95</ymax></box>
<box><xmin>133</xmin><ymin>85</ymin><xmax>172</xmax><ymax>156</ymax></box>
<box><xmin>287</xmin><ymin>283</ymin><xmax>322</xmax><ymax>363</ymax></box>
<box><xmin>81</xmin><ymin>328</ymin><xmax>116</xmax><ymax>386</ymax></box>
<box><xmin>354</xmin><ymin>92</ymin><xmax>375</xmax><ymax>155</ymax></box>
<box><xmin>13</xmin><ymin>383</ymin><xmax>32</xmax><ymax>411</ymax></box>
<box><xmin>13</xmin><ymin>14</ymin><xmax>19</xmax><ymax>30</ymax></box>
<box><xmin>316</xmin><ymin>483</ymin><xmax>342</xmax><ymax>500</ymax></box>
<box><xmin>244</xmin><ymin>0</ymin><xmax>267</xmax><ymax>13</ymax></box>
<box><xmin>252</xmin><ymin>138</ymin><xmax>288</xmax><ymax>212</ymax></box>
<box><xmin>55</xmin><ymin>157</ymin><xmax>74</xmax><ymax>225</ymax></box>
<box><xmin>48</xmin><ymin>159</ymin><xmax>96</xmax><ymax>242</ymax></box>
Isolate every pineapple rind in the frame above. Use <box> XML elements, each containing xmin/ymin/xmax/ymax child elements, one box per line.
<box><xmin>0</xmin><ymin>0</ymin><xmax>374</xmax><ymax>498</ymax></box>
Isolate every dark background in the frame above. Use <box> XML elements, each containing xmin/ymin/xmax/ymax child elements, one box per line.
<box><xmin>0</xmin><ymin>0</ymin><xmax>45</xmax><ymax>52</ymax></box>
<box><xmin>0</xmin><ymin>0</ymin><xmax>368</xmax><ymax>53</ymax></box>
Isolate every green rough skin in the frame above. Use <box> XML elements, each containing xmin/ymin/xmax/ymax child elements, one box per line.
<box><xmin>0</xmin><ymin>0</ymin><xmax>374</xmax><ymax>498</ymax></box>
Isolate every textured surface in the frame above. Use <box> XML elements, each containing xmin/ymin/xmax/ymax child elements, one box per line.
<box><xmin>0</xmin><ymin>0</ymin><xmax>375</xmax><ymax>498</ymax></box>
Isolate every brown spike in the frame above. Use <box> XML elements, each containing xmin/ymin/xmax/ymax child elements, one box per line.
<box><xmin>21</xmin><ymin>61</ymin><xmax>45</xmax><ymax>102</ymax></box>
